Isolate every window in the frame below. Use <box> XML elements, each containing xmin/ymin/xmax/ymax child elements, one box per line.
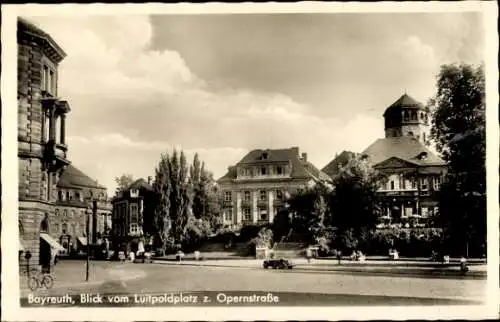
<box><xmin>261</xmin><ymin>167</ymin><xmax>267</xmax><ymax>175</ymax></box>
<box><xmin>403</xmin><ymin>111</ymin><xmax>409</xmax><ymax>121</ymax></box>
<box><xmin>412</xmin><ymin>179</ymin><xmax>418</xmax><ymax>190</ymax></box>
<box><xmin>63</xmin><ymin>209</ymin><xmax>68</xmax><ymax>217</ymax></box>
<box><xmin>54</xmin><ymin>223</ymin><xmax>60</xmax><ymax>234</ymax></box>
<box><xmin>421</xmin><ymin>207</ymin><xmax>429</xmax><ymax>217</ymax></box>
<box><xmin>75</xmin><ymin>191</ymin><xmax>81</xmax><ymax>201</ymax></box>
<box><xmin>224</xmin><ymin>209</ymin><xmax>233</xmax><ymax>222</ymax></box>
<box><xmin>62</xmin><ymin>223</ymin><xmax>68</xmax><ymax>234</ymax></box>
<box><xmin>224</xmin><ymin>191</ymin><xmax>232</xmax><ymax>202</ymax></box>
<box><xmin>260</xmin><ymin>190</ymin><xmax>267</xmax><ymax>201</ymax></box>
<box><xmin>411</xmin><ymin>111</ymin><xmax>417</xmax><ymax>120</ymax></box>
<box><xmin>433</xmin><ymin>177</ymin><xmax>441</xmax><ymax>190</ymax></box>
<box><xmin>390</xmin><ymin>181</ymin><xmax>395</xmax><ymax>190</ymax></box>
<box><xmin>243</xmin><ymin>208</ymin><xmax>252</xmax><ymax>221</ymax></box>
<box><xmin>276</xmin><ymin>190</ymin><xmax>283</xmax><ymax>200</ymax></box>
<box><xmin>276</xmin><ymin>166</ymin><xmax>283</xmax><ymax>175</ymax></box>
<box><xmin>420</xmin><ymin>178</ymin><xmax>428</xmax><ymax>191</ymax></box>
<box><xmin>130</xmin><ymin>204</ymin><xmax>138</xmax><ymax>223</ymax></box>
<box><xmin>55</xmin><ymin>209</ymin><xmax>60</xmax><ymax>217</ymax></box>
<box><xmin>66</xmin><ymin>191</ymin><xmax>71</xmax><ymax>201</ymax></box>
<box><xmin>243</xmin><ymin>191</ymin><xmax>251</xmax><ymax>202</ymax></box>
<box><xmin>259</xmin><ymin>207</ymin><xmax>267</xmax><ymax>221</ymax></box>
<box><xmin>58</xmin><ymin>190</ymin><xmax>64</xmax><ymax>201</ymax></box>
<box><xmin>130</xmin><ymin>223</ymin><xmax>139</xmax><ymax>234</ymax></box>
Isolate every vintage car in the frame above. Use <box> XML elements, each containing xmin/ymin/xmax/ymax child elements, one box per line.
<box><xmin>263</xmin><ymin>258</ymin><xmax>294</xmax><ymax>269</ymax></box>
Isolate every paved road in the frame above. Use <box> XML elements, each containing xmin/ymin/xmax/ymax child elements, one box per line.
<box><xmin>22</xmin><ymin>260</ymin><xmax>486</xmax><ymax>306</ymax></box>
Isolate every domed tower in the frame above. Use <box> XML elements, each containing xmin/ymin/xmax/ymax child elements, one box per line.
<box><xmin>383</xmin><ymin>93</ymin><xmax>430</xmax><ymax>144</ymax></box>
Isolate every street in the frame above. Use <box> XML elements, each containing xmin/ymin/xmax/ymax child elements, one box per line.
<box><xmin>21</xmin><ymin>260</ymin><xmax>487</xmax><ymax>306</ymax></box>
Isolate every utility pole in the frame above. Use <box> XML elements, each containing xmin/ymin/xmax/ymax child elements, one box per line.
<box><xmin>86</xmin><ymin>204</ymin><xmax>91</xmax><ymax>282</ymax></box>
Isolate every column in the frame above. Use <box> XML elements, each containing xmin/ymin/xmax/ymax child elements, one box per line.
<box><xmin>252</xmin><ymin>190</ymin><xmax>258</xmax><ymax>224</ymax></box>
<box><xmin>60</xmin><ymin>113</ymin><xmax>66</xmax><ymax>145</ymax></box>
<box><xmin>235</xmin><ymin>191</ymin><xmax>242</xmax><ymax>224</ymax></box>
<box><xmin>49</xmin><ymin>111</ymin><xmax>56</xmax><ymax>142</ymax></box>
<box><xmin>268</xmin><ymin>190</ymin><xmax>274</xmax><ymax>223</ymax></box>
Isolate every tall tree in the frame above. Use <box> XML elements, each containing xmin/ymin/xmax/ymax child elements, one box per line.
<box><xmin>429</xmin><ymin>63</ymin><xmax>486</xmax><ymax>256</ymax></box>
<box><xmin>330</xmin><ymin>155</ymin><xmax>384</xmax><ymax>250</ymax></box>
<box><xmin>152</xmin><ymin>154</ymin><xmax>172</xmax><ymax>250</ymax></box>
<box><xmin>168</xmin><ymin>150</ymin><xmax>192</xmax><ymax>246</ymax></box>
<box><xmin>114</xmin><ymin>174</ymin><xmax>134</xmax><ymax>195</ymax></box>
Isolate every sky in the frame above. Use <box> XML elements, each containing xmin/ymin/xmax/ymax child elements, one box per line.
<box><xmin>25</xmin><ymin>12</ymin><xmax>484</xmax><ymax>194</ymax></box>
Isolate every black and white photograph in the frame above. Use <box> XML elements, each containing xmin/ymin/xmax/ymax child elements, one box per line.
<box><xmin>1</xmin><ymin>2</ymin><xmax>498</xmax><ymax>321</ymax></box>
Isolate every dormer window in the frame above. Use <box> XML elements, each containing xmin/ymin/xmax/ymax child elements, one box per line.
<box><xmin>130</xmin><ymin>189</ymin><xmax>139</xmax><ymax>197</ymax></box>
<box><xmin>261</xmin><ymin>152</ymin><xmax>268</xmax><ymax>160</ymax></box>
<box><xmin>417</xmin><ymin>152</ymin><xmax>428</xmax><ymax>160</ymax></box>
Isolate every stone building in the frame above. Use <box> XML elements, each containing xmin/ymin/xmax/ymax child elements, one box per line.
<box><xmin>53</xmin><ymin>165</ymin><xmax>112</xmax><ymax>255</ymax></box>
<box><xmin>217</xmin><ymin>147</ymin><xmax>330</xmax><ymax>227</ymax></box>
<box><xmin>18</xmin><ymin>17</ymin><xmax>71</xmax><ymax>265</ymax></box>
<box><xmin>360</xmin><ymin>93</ymin><xmax>447</xmax><ymax>228</ymax></box>
<box><xmin>111</xmin><ymin>178</ymin><xmax>156</xmax><ymax>253</ymax></box>
<box><xmin>321</xmin><ymin>150</ymin><xmax>357</xmax><ymax>179</ymax></box>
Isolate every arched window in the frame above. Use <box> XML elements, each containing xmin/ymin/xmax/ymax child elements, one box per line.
<box><xmin>40</xmin><ymin>213</ymin><xmax>49</xmax><ymax>233</ymax></box>
<box><xmin>403</xmin><ymin>110</ymin><xmax>409</xmax><ymax>121</ymax></box>
<box><xmin>411</xmin><ymin>111</ymin><xmax>417</xmax><ymax>120</ymax></box>
<box><xmin>58</xmin><ymin>190</ymin><xmax>64</xmax><ymax>201</ymax></box>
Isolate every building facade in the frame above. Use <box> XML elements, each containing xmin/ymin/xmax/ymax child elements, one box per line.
<box><xmin>111</xmin><ymin>178</ymin><xmax>156</xmax><ymax>253</ymax></box>
<box><xmin>360</xmin><ymin>94</ymin><xmax>447</xmax><ymax>228</ymax></box>
<box><xmin>18</xmin><ymin>18</ymin><xmax>71</xmax><ymax>265</ymax></box>
<box><xmin>52</xmin><ymin>165</ymin><xmax>112</xmax><ymax>255</ymax></box>
<box><xmin>217</xmin><ymin>147</ymin><xmax>330</xmax><ymax>228</ymax></box>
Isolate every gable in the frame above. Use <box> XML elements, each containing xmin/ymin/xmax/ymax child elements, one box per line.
<box><xmin>373</xmin><ymin>156</ymin><xmax>419</xmax><ymax>170</ymax></box>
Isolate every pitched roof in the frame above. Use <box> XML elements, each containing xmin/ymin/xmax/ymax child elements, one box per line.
<box><xmin>361</xmin><ymin>136</ymin><xmax>446</xmax><ymax>167</ymax></box>
<box><xmin>57</xmin><ymin>165</ymin><xmax>105</xmax><ymax>189</ymax></box>
<box><xmin>383</xmin><ymin>93</ymin><xmax>427</xmax><ymax>116</ymax></box>
<box><xmin>218</xmin><ymin>147</ymin><xmax>329</xmax><ymax>182</ymax></box>
<box><xmin>321</xmin><ymin>151</ymin><xmax>358</xmax><ymax>178</ymax></box>
<box><xmin>127</xmin><ymin>178</ymin><xmax>153</xmax><ymax>191</ymax></box>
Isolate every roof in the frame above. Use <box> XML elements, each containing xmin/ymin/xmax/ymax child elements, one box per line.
<box><xmin>57</xmin><ymin>165</ymin><xmax>106</xmax><ymax>189</ymax></box>
<box><xmin>17</xmin><ymin>17</ymin><xmax>66</xmax><ymax>63</ymax></box>
<box><xmin>127</xmin><ymin>178</ymin><xmax>153</xmax><ymax>191</ymax></box>
<box><xmin>218</xmin><ymin>147</ymin><xmax>330</xmax><ymax>182</ymax></box>
<box><xmin>361</xmin><ymin>136</ymin><xmax>446</xmax><ymax>167</ymax></box>
<box><xmin>383</xmin><ymin>93</ymin><xmax>427</xmax><ymax>117</ymax></box>
<box><xmin>321</xmin><ymin>151</ymin><xmax>358</xmax><ymax>178</ymax></box>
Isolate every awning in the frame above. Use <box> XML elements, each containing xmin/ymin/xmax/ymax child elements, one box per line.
<box><xmin>77</xmin><ymin>236</ymin><xmax>88</xmax><ymax>246</ymax></box>
<box><xmin>40</xmin><ymin>233</ymin><xmax>65</xmax><ymax>251</ymax></box>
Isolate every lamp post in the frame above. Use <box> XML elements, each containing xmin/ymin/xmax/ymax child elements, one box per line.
<box><xmin>85</xmin><ymin>205</ymin><xmax>91</xmax><ymax>282</ymax></box>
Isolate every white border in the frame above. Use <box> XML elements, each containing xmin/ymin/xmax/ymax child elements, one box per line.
<box><xmin>2</xmin><ymin>2</ymin><xmax>498</xmax><ymax>321</ymax></box>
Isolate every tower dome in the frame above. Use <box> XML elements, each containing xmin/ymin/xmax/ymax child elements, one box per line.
<box><xmin>383</xmin><ymin>93</ymin><xmax>430</xmax><ymax>144</ymax></box>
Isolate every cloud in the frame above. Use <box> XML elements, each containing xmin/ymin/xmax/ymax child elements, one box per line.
<box><xmin>25</xmin><ymin>15</ymin><xmax>422</xmax><ymax>194</ymax></box>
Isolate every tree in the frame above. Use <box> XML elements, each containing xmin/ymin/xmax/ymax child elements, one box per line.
<box><xmin>114</xmin><ymin>174</ymin><xmax>134</xmax><ymax>195</ymax></box>
<box><xmin>428</xmin><ymin>63</ymin><xmax>486</xmax><ymax>256</ymax></box>
<box><xmin>191</xmin><ymin>154</ymin><xmax>222</xmax><ymax>233</ymax></box>
<box><xmin>330</xmin><ymin>155</ymin><xmax>384</xmax><ymax>251</ymax></box>
<box><xmin>168</xmin><ymin>150</ymin><xmax>192</xmax><ymax>246</ymax></box>
<box><xmin>152</xmin><ymin>154</ymin><xmax>172</xmax><ymax>250</ymax></box>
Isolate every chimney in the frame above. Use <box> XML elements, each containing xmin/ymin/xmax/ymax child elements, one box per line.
<box><xmin>147</xmin><ymin>176</ymin><xmax>152</xmax><ymax>185</ymax></box>
<box><xmin>301</xmin><ymin>153</ymin><xmax>307</xmax><ymax>162</ymax></box>
<box><xmin>291</xmin><ymin>146</ymin><xmax>299</xmax><ymax>156</ymax></box>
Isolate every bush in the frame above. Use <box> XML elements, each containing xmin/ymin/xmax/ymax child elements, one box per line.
<box><xmin>238</xmin><ymin>224</ymin><xmax>269</xmax><ymax>242</ymax></box>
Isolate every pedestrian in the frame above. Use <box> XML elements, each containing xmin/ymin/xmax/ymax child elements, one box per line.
<box><xmin>337</xmin><ymin>250</ymin><xmax>342</xmax><ymax>265</ymax></box>
<box><xmin>306</xmin><ymin>248</ymin><xmax>312</xmax><ymax>263</ymax></box>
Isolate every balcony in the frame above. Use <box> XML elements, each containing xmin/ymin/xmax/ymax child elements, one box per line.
<box><xmin>43</xmin><ymin>140</ymin><xmax>70</xmax><ymax>170</ymax></box>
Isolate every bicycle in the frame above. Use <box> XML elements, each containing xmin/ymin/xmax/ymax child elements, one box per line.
<box><xmin>20</xmin><ymin>267</ymin><xmax>54</xmax><ymax>291</ymax></box>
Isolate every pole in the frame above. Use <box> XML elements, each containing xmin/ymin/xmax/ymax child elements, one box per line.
<box><xmin>86</xmin><ymin>204</ymin><xmax>90</xmax><ymax>282</ymax></box>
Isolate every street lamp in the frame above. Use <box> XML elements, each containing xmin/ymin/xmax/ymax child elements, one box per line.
<box><xmin>85</xmin><ymin>205</ymin><xmax>92</xmax><ymax>282</ymax></box>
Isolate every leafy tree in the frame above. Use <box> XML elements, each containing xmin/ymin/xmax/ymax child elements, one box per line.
<box><xmin>331</xmin><ymin>155</ymin><xmax>384</xmax><ymax>234</ymax></box>
<box><xmin>152</xmin><ymin>154</ymin><xmax>172</xmax><ymax>250</ymax></box>
<box><xmin>114</xmin><ymin>174</ymin><xmax>134</xmax><ymax>195</ymax></box>
<box><xmin>168</xmin><ymin>150</ymin><xmax>192</xmax><ymax>245</ymax></box>
<box><xmin>428</xmin><ymin>63</ymin><xmax>486</xmax><ymax>256</ymax></box>
<box><xmin>191</xmin><ymin>154</ymin><xmax>222</xmax><ymax>233</ymax></box>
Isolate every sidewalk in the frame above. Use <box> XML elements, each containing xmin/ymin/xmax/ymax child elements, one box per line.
<box><xmin>19</xmin><ymin>261</ymin><xmax>145</xmax><ymax>297</ymax></box>
<box><xmin>152</xmin><ymin>257</ymin><xmax>487</xmax><ymax>277</ymax></box>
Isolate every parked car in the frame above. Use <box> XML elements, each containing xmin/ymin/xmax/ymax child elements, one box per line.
<box><xmin>263</xmin><ymin>258</ymin><xmax>293</xmax><ymax>269</ymax></box>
